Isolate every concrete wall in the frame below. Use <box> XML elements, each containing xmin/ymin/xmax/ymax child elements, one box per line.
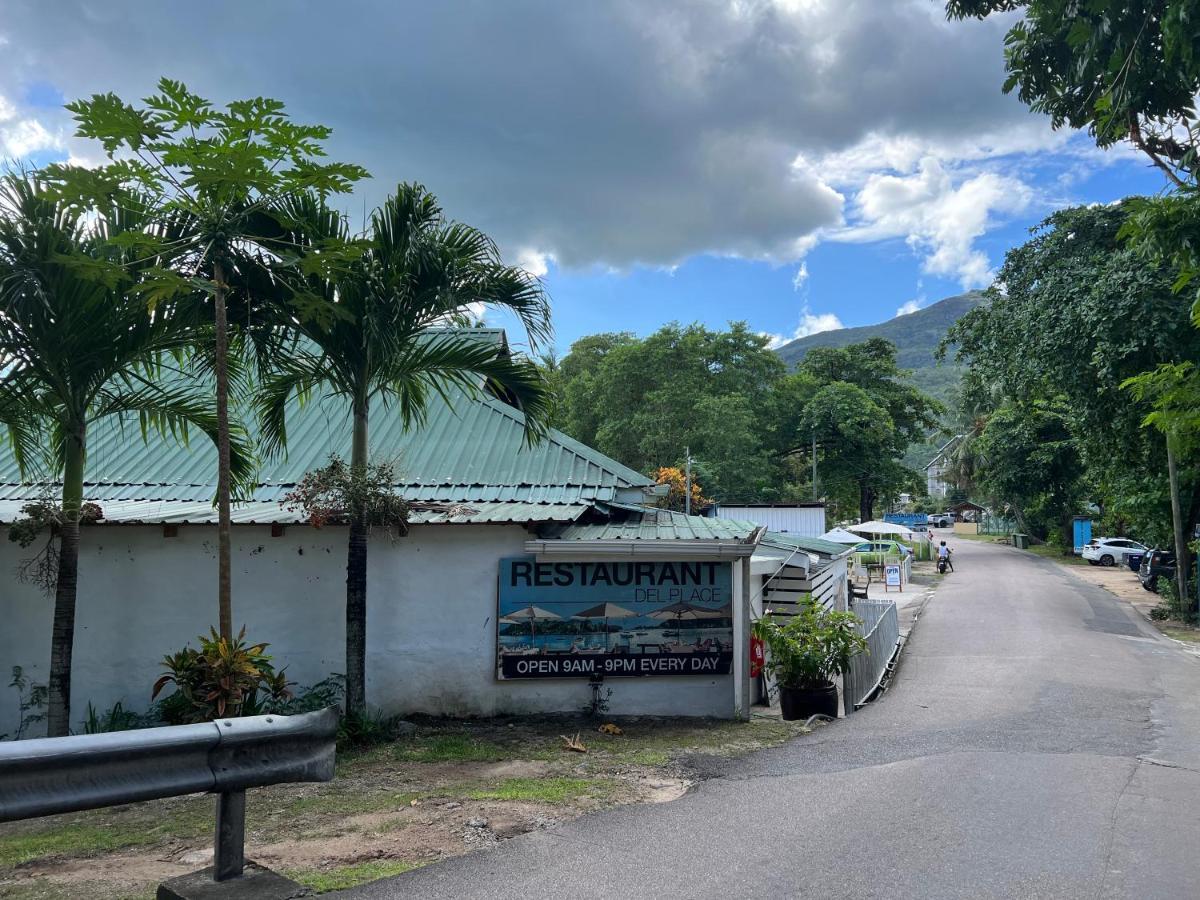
<box><xmin>0</xmin><ymin>524</ymin><xmax>734</xmax><ymax>737</ymax></box>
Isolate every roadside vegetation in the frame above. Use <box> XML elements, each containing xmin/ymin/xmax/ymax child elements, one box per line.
<box><xmin>0</xmin><ymin>715</ymin><xmax>816</xmax><ymax>898</ymax></box>
<box><xmin>546</xmin><ymin>326</ymin><xmax>940</xmax><ymax>521</ymax></box>
<box><xmin>941</xmin><ymin>1</ymin><xmax>1200</xmax><ymax>617</ymax></box>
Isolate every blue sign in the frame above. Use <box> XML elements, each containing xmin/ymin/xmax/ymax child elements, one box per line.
<box><xmin>497</xmin><ymin>557</ymin><xmax>733</xmax><ymax>679</ymax></box>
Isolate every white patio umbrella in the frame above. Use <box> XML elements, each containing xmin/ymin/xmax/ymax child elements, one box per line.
<box><xmin>500</xmin><ymin>605</ymin><xmax>562</xmax><ymax>647</ymax></box>
<box><xmin>820</xmin><ymin>527</ymin><xmax>864</xmax><ymax>544</ymax></box>
<box><xmin>847</xmin><ymin>520</ymin><xmax>913</xmax><ymax>537</ymax></box>
<box><xmin>571</xmin><ymin>602</ymin><xmax>639</xmax><ymax>651</ymax></box>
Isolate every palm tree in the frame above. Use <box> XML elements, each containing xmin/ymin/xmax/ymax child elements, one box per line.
<box><xmin>259</xmin><ymin>185</ymin><xmax>553</xmax><ymax>715</ymax></box>
<box><xmin>0</xmin><ymin>175</ymin><xmax>251</xmax><ymax>735</ymax></box>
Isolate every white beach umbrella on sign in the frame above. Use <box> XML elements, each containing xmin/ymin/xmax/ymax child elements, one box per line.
<box><xmin>500</xmin><ymin>605</ymin><xmax>562</xmax><ymax>646</ymax></box>
<box><xmin>571</xmin><ymin>602</ymin><xmax>639</xmax><ymax>651</ymax></box>
<box><xmin>648</xmin><ymin>601</ymin><xmax>725</xmax><ymax>639</ymax></box>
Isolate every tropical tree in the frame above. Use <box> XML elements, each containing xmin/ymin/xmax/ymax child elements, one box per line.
<box><xmin>947</xmin><ymin>0</ymin><xmax>1200</xmax><ymax>604</ymax></box>
<box><xmin>945</xmin><ymin>203</ymin><xmax>1199</xmax><ymax>588</ymax></box>
<box><xmin>45</xmin><ymin>78</ymin><xmax>368</xmax><ymax>640</ymax></box>
<box><xmin>555</xmin><ymin>323</ymin><xmax>785</xmax><ymax>499</ymax></box>
<box><xmin>0</xmin><ymin>175</ymin><xmax>250</xmax><ymax>735</ymax></box>
<box><xmin>788</xmin><ymin>339</ymin><xmax>939</xmax><ymax>520</ymax></box>
<box><xmin>258</xmin><ymin>186</ymin><xmax>552</xmax><ymax>715</ymax></box>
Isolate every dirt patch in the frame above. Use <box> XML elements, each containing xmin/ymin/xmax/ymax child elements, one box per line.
<box><xmin>0</xmin><ymin>715</ymin><xmax>809</xmax><ymax>898</ymax></box>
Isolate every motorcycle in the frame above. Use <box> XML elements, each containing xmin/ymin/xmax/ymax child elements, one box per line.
<box><xmin>937</xmin><ymin>551</ymin><xmax>952</xmax><ymax>574</ymax></box>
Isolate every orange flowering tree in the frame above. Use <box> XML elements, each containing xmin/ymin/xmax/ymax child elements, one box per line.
<box><xmin>654</xmin><ymin>466</ymin><xmax>710</xmax><ymax>514</ymax></box>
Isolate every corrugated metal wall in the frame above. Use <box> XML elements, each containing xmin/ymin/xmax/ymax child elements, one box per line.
<box><xmin>714</xmin><ymin>505</ymin><xmax>826</xmax><ymax>537</ymax></box>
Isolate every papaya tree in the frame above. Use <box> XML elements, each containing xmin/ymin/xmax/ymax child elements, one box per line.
<box><xmin>44</xmin><ymin>78</ymin><xmax>368</xmax><ymax>640</ymax></box>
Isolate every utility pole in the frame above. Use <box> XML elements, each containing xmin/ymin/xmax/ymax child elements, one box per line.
<box><xmin>684</xmin><ymin>447</ymin><xmax>692</xmax><ymax>516</ymax></box>
<box><xmin>1166</xmin><ymin>434</ymin><xmax>1191</xmax><ymax>611</ymax></box>
<box><xmin>811</xmin><ymin>431</ymin><xmax>818</xmax><ymax>501</ymax></box>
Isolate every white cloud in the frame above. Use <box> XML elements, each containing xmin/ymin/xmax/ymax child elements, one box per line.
<box><xmin>515</xmin><ymin>248</ymin><xmax>553</xmax><ymax>279</ymax></box>
<box><xmin>791</xmin><ymin>262</ymin><xmax>809</xmax><ymax>292</ymax></box>
<box><xmin>834</xmin><ymin>158</ymin><xmax>1033</xmax><ymax>288</ymax></box>
<box><xmin>761</xmin><ymin>304</ymin><xmax>844</xmax><ymax>348</ymax></box>
<box><xmin>895</xmin><ymin>299</ymin><xmax>922</xmax><ymax>316</ymax></box>
<box><xmin>794</xmin><ymin>308</ymin><xmax>844</xmax><ymax>338</ymax></box>
<box><xmin>1</xmin><ymin>117</ymin><xmax>59</xmax><ymax>158</ymax></box>
<box><xmin>0</xmin><ymin>94</ymin><xmax>14</xmax><ymax>122</ymax></box>
<box><xmin>0</xmin><ymin>0</ymin><xmax>1046</xmax><ymax>272</ymax></box>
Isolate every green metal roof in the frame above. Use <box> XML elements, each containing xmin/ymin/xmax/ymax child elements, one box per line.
<box><xmin>0</xmin><ymin>348</ymin><xmax>653</xmax><ymax>522</ymax></box>
<box><xmin>551</xmin><ymin>507</ymin><xmax>760</xmax><ymax>542</ymax></box>
<box><xmin>758</xmin><ymin>531</ymin><xmax>851</xmax><ymax>557</ymax></box>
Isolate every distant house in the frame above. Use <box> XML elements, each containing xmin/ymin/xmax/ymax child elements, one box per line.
<box><xmin>924</xmin><ymin>434</ymin><xmax>963</xmax><ymax>499</ymax></box>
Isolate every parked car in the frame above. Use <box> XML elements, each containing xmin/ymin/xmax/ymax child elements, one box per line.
<box><xmin>1139</xmin><ymin>548</ymin><xmax>1177</xmax><ymax>592</ymax></box>
<box><xmin>1081</xmin><ymin>537</ymin><xmax>1148</xmax><ymax>567</ymax></box>
<box><xmin>929</xmin><ymin>514</ymin><xmax>953</xmax><ymax>528</ymax></box>
<box><xmin>851</xmin><ymin>540</ymin><xmax>913</xmax><ymax>564</ymax></box>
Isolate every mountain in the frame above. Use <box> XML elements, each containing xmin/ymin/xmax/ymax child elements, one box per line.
<box><xmin>773</xmin><ymin>291</ymin><xmax>985</xmax><ymax>402</ymax></box>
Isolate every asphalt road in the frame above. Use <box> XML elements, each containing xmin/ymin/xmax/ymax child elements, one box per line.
<box><xmin>338</xmin><ymin>540</ymin><xmax>1200</xmax><ymax>899</ymax></box>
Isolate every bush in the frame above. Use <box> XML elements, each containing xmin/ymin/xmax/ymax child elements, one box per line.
<box><xmin>752</xmin><ymin>596</ymin><xmax>867</xmax><ymax>689</ymax></box>
<box><xmin>254</xmin><ymin>674</ymin><xmax>402</xmax><ymax>751</ymax></box>
<box><xmin>1156</xmin><ymin>577</ymin><xmax>1196</xmax><ymax>624</ymax></box>
<box><xmin>83</xmin><ymin>700</ymin><xmax>161</xmax><ymax>734</ymax></box>
<box><xmin>152</xmin><ymin>628</ymin><xmax>292</xmax><ymax>722</ymax></box>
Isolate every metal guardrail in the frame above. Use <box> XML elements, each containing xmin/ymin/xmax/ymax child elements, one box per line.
<box><xmin>844</xmin><ymin>600</ymin><xmax>900</xmax><ymax>712</ymax></box>
<box><xmin>0</xmin><ymin>708</ymin><xmax>337</xmax><ymax>882</ymax></box>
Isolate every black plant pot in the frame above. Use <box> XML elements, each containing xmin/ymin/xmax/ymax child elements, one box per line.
<box><xmin>778</xmin><ymin>681</ymin><xmax>838</xmax><ymax>721</ymax></box>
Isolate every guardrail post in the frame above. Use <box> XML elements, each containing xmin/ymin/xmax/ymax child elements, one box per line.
<box><xmin>214</xmin><ymin>789</ymin><xmax>245</xmax><ymax>881</ymax></box>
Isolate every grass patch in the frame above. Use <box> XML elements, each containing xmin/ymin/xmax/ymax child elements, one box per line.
<box><xmin>0</xmin><ymin>823</ymin><xmax>160</xmax><ymax>870</ymax></box>
<box><xmin>289</xmin><ymin>859</ymin><xmax>421</xmax><ymax>893</ymax></box>
<box><xmin>467</xmin><ymin>777</ymin><xmax>603</xmax><ymax>804</ymax></box>
<box><xmin>393</xmin><ymin>734</ymin><xmax>515</xmax><ymax>763</ymax></box>
<box><xmin>1025</xmin><ymin>542</ymin><xmax>1087</xmax><ymax>565</ymax></box>
<box><xmin>1156</xmin><ymin>624</ymin><xmax>1200</xmax><ymax>644</ymax></box>
<box><xmin>621</xmin><ymin>749</ymin><xmax>671</xmax><ymax>766</ymax></box>
<box><xmin>0</xmin><ymin>800</ymin><xmax>211</xmax><ymax>872</ymax></box>
<box><xmin>282</xmin><ymin>790</ymin><xmax>420</xmax><ymax>819</ymax></box>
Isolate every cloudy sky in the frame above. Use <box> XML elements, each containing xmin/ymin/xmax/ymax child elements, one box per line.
<box><xmin>0</xmin><ymin>0</ymin><xmax>1167</xmax><ymax>352</ymax></box>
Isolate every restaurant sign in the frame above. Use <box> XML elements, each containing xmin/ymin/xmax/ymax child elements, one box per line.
<box><xmin>497</xmin><ymin>557</ymin><xmax>733</xmax><ymax>679</ymax></box>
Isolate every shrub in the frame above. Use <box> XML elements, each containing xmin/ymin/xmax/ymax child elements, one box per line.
<box><xmin>752</xmin><ymin>596</ymin><xmax>867</xmax><ymax>689</ymax></box>
<box><xmin>152</xmin><ymin>628</ymin><xmax>292</xmax><ymax>722</ymax></box>
<box><xmin>83</xmin><ymin>700</ymin><xmax>161</xmax><ymax>734</ymax></box>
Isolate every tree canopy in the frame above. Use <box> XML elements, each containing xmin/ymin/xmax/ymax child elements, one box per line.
<box><xmin>552</xmin><ymin>323</ymin><xmax>938</xmax><ymax>519</ymax></box>
<box><xmin>944</xmin><ymin>202</ymin><xmax>1200</xmax><ymax>543</ymax></box>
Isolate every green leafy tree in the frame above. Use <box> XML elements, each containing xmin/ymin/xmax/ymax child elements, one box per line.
<box><xmin>947</xmin><ymin>0</ymin><xmax>1200</xmax><ymax>601</ymax></box>
<box><xmin>946</xmin><ymin>1</ymin><xmax>1200</xmax><ymax>191</ymax></box>
<box><xmin>556</xmin><ymin>323</ymin><xmax>784</xmax><ymax>501</ymax></box>
<box><xmin>45</xmin><ymin>78</ymin><xmax>368</xmax><ymax>640</ymax></box>
<box><xmin>789</xmin><ymin>339</ymin><xmax>939</xmax><ymax>520</ymax></box>
<box><xmin>945</xmin><ymin>204</ymin><xmax>1199</xmax><ymax>582</ymax></box>
<box><xmin>0</xmin><ymin>175</ymin><xmax>250</xmax><ymax>735</ymax></box>
<box><xmin>797</xmin><ymin>382</ymin><xmax>918</xmax><ymax>521</ymax></box>
<box><xmin>974</xmin><ymin>400</ymin><xmax>1084</xmax><ymax>541</ymax></box>
<box><xmin>258</xmin><ymin>186</ymin><xmax>552</xmax><ymax>715</ymax></box>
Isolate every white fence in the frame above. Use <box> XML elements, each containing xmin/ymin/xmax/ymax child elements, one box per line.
<box><xmin>843</xmin><ymin>600</ymin><xmax>900</xmax><ymax>712</ymax></box>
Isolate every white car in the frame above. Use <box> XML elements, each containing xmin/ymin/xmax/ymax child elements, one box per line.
<box><xmin>1082</xmin><ymin>537</ymin><xmax>1147</xmax><ymax>567</ymax></box>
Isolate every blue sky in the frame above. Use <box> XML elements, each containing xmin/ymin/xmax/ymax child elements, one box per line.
<box><xmin>0</xmin><ymin>1</ymin><xmax>1171</xmax><ymax>356</ymax></box>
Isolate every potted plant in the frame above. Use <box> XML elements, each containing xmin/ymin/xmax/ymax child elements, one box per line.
<box><xmin>752</xmin><ymin>596</ymin><xmax>867</xmax><ymax>720</ymax></box>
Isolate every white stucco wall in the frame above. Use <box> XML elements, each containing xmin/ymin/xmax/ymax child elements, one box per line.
<box><xmin>0</xmin><ymin>523</ymin><xmax>734</xmax><ymax>737</ymax></box>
